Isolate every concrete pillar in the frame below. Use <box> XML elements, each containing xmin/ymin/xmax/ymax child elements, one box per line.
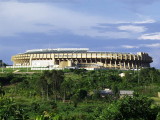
<box><xmin>135</xmin><ymin>61</ymin><xmax>138</xmax><ymax>69</ymax></box>
<box><xmin>128</xmin><ymin>61</ymin><xmax>130</xmax><ymax>69</ymax></box>
<box><xmin>124</xmin><ymin>61</ymin><xmax>126</xmax><ymax>69</ymax></box>
<box><xmin>81</xmin><ymin>59</ymin><xmax>82</xmax><ymax>63</ymax></box>
<box><xmin>110</xmin><ymin>60</ymin><xmax>112</xmax><ymax>68</ymax></box>
<box><xmin>90</xmin><ymin>59</ymin><xmax>92</xmax><ymax>63</ymax></box>
<box><xmin>132</xmin><ymin>61</ymin><xmax>134</xmax><ymax>69</ymax></box>
<box><xmin>137</xmin><ymin>62</ymin><xmax>139</xmax><ymax>69</ymax></box>
<box><xmin>68</xmin><ymin>60</ymin><xmax>72</xmax><ymax>67</ymax></box>
<box><xmin>29</xmin><ymin>54</ymin><xmax>33</xmax><ymax>66</ymax></box>
<box><xmin>115</xmin><ymin>61</ymin><xmax>116</xmax><ymax>69</ymax></box>
<box><xmin>119</xmin><ymin>61</ymin><xmax>122</xmax><ymax>69</ymax></box>
<box><xmin>105</xmin><ymin>59</ymin><xmax>107</xmax><ymax>67</ymax></box>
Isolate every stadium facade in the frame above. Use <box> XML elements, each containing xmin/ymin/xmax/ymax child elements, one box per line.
<box><xmin>11</xmin><ymin>48</ymin><xmax>153</xmax><ymax>70</ymax></box>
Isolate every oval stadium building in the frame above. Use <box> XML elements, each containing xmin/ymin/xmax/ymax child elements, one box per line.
<box><xmin>11</xmin><ymin>48</ymin><xmax>153</xmax><ymax>70</ymax></box>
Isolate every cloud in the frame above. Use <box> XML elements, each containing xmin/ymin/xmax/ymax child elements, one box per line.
<box><xmin>138</xmin><ymin>32</ymin><xmax>160</xmax><ymax>40</ymax></box>
<box><xmin>0</xmin><ymin>1</ymin><xmax>156</xmax><ymax>39</ymax></box>
<box><xmin>0</xmin><ymin>1</ymin><xmax>135</xmax><ymax>39</ymax></box>
<box><xmin>122</xmin><ymin>45</ymin><xmax>139</xmax><ymax>49</ymax></box>
<box><xmin>143</xmin><ymin>43</ymin><xmax>160</xmax><ymax>48</ymax></box>
<box><xmin>0</xmin><ymin>1</ymin><xmax>107</xmax><ymax>37</ymax></box>
<box><xmin>117</xmin><ymin>0</ymin><xmax>159</xmax><ymax>5</ymax></box>
<box><xmin>122</xmin><ymin>43</ymin><xmax>160</xmax><ymax>49</ymax></box>
<box><xmin>118</xmin><ymin>25</ymin><xmax>146</xmax><ymax>33</ymax></box>
<box><xmin>133</xmin><ymin>19</ymin><xmax>156</xmax><ymax>24</ymax></box>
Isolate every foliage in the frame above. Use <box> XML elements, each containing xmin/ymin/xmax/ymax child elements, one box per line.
<box><xmin>97</xmin><ymin>95</ymin><xmax>160</xmax><ymax>120</ymax></box>
<box><xmin>0</xmin><ymin>97</ymin><xmax>29</xmax><ymax>120</ymax></box>
<box><xmin>0</xmin><ymin>68</ymin><xmax>160</xmax><ymax>119</ymax></box>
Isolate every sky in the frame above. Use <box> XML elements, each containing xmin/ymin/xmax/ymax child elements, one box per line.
<box><xmin>0</xmin><ymin>0</ymin><xmax>160</xmax><ymax>68</ymax></box>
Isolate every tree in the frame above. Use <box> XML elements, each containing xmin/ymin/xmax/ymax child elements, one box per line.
<box><xmin>0</xmin><ymin>97</ymin><xmax>29</xmax><ymax>120</ymax></box>
<box><xmin>36</xmin><ymin>70</ymin><xmax>64</xmax><ymax>101</ymax></box>
<box><xmin>98</xmin><ymin>95</ymin><xmax>159</xmax><ymax>120</ymax></box>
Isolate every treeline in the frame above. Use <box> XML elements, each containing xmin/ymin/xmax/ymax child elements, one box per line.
<box><xmin>0</xmin><ymin>68</ymin><xmax>160</xmax><ymax>102</ymax></box>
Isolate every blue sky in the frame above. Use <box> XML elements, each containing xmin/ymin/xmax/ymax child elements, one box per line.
<box><xmin>0</xmin><ymin>0</ymin><xmax>160</xmax><ymax>68</ymax></box>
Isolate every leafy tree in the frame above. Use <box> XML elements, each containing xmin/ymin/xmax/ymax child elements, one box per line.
<box><xmin>0</xmin><ymin>97</ymin><xmax>29</xmax><ymax>120</ymax></box>
<box><xmin>97</xmin><ymin>95</ymin><xmax>159</xmax><ymax>120</ymax></box>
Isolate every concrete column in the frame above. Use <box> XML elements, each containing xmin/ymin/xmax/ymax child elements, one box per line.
<box><xmin>29</xmin><ymin>54</ymin><xmax>33</xmax><ymax>66</ymax></box>
<box><xmin>119</xmin><ymin>61</ymin><xmax>122</xmax><ymax>69</ymax></box>
<box><xmin>68</xmin><ymin>60</ymin><xmax>72</xmax><ymax>67</ymax></box>
<box><xmin>124</xmin><ymin>61</ymin><xmax>126</xmax><ymax>69</ymax></box>
<box><xmin>90</xmin><ymin>58</ymin><xmax>93</xmax><ymax>63</ymax></box>
<box><xmin>137</xmin><ymin>61</ymin><xmax>140</xmax><ymax>69</ymax></box>
<box><xmin>140</xmin><ymin>61</ymin><xmax>142</xmax><ymax>68</ymax></box>
<box><xmin>105</xmin><ymin>59</ymin><xmax>107</xmax><ymax>67</ymax></box>
<box><xmin>132</xmin><ymin>61</ymin><xmax>134</xmax><ymax>69</ymax></box>
<box><xmin>51</xmin><ymin>54</ymin><xmax>55</xmax><ymax>65</ymax></box>
<box><xmin>115</xmin><ymin>61</ymin><xmax>116</xmax><ymax>69</ymax></box>
<box><xmin>110</xmin><ymin>60</ymin><xmax>112</xmax><ymax>68</ymax></box>
<box><xmin>128</xmin><ymin>61</ymin><xmax>130</xmax><ymax>69</ymax></box>
<box><xmin>135</xmin><ymin>61</ymin><xmax>138</xmax><ymax>69</ymax></box>
<box><xmin>81</xmin><ymin>59</ymin><xmax>82</xmax><ymax>63</ymax></box>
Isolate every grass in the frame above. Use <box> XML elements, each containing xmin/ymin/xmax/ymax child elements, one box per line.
<box><xmin>1</xmin><ymin>67</ymin><xmax>42</xmax><ymax>73</ymax></box>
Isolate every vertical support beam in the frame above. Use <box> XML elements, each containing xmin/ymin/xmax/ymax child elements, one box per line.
<box><xmin>137</xmin><ymin>61</ymin><xmax>140</xmax><ymax>69</ymax></box>
<box><xmin>119</xmin><ymin>61</ymin><xmax>122</xmax><ymax>69</ymax></box>
<box><xmin>128</xmin><ymin>61</ymin><xmax>130</xmax><ymax>69</ymax></box>
<box><xmin>29</xmin><ymin>54</ymin><xmax>33</xmax><ymax>67</ymax></box>
<box><xmin>110</xmin><ymin>60</ymin><xmax>112</xmax><ymax>68</ymax></box>
<box><xmin>52</xmin><ymin>54</ymin><xmax>55</xmax><ymax>65</ymax></box>
<box><xmin>132</xmin><ymin>61</ymin><xmax>134</xmax><ymax>69</ymax></box>
<box><xmin>115</xmin><ymin>60</ymin><xmax>116</xmax><ymax>69</ymax></box>
<box><xmin>59</xmin><ymin>59</ymin><xmax>61</xmax><ymax>66</ymax></box>
<box><xmin>90</xmin><ymin>59</ymin><xmax>92</xmax><ymax>64</ymax></box>
<box><xmin>136</xmin><ymin>62</ymin><xmax>138</xmax><ymax>69</ymax></box>
<box><xmin>105</xmin><ymin>59</ymin><xmax>107</xmax><ymax>67</ymax></box>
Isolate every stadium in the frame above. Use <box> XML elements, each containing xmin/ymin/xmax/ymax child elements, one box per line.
<box><xmin>11</xmin><ymin>48</ymin><xmax>153</xmax><ymax>70</ymax></box>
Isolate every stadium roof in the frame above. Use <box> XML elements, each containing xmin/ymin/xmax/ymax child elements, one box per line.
<box><xmin>23</xmin><ymin>48</ymin><xmax>133</xmax><ymax>54</ymax></box>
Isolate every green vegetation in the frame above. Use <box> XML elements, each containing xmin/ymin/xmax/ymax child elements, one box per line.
<box><xmin>0</xmin><ymin>68</ymin><xmax>160</xmax><ymax>119</ymax></box>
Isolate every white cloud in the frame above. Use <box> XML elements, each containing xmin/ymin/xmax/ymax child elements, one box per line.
<box><xmin>143</xmin><ymin>43</ymin><xmax>160</xmax><ymax>48</ymax></box>
<box><xmin>122</xmin><ymin>45</ymin><xmax>139</xmax><ymax>49</ymax></box>
<box><xmin>138</xmin><ymin>32</ymin><xmax>160</xmax><ymax>40</ymax></box>
<box><xmin>118</xmin><ymin>25</ymin><xmax>146</xmax><ymax>33</ymax></box>
<box><xmin>0</xmin><ymin>1</ymin><xmax>153</xmax><ymax>39</ymax></box>
<box><xmin>133</xmin><ymin>19</ymin><xmax>156</xmax><ymax>24</ymax></box>
<box><xmin>122</xmin><ymin>43</ymin><xmax>160</xmax><ymax>49</ymax></box>
<box><xmin>0</xmin><ymin>1</ymin><xmax>121</xmax><ymax>38</ymax></box>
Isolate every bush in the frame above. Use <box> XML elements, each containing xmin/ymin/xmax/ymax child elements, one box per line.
<box><xmin>97</xmin><ymin>95</ymin><xmax>159</xmax><ymax>120</ymax></box>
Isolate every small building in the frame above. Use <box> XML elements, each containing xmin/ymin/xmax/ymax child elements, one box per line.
<box><xmin>120</xmin><ymin>90</ymin><xmax>134</xmax><ymax>98</ymax></box>
<box><xmin>119</xmin><ymin>73</ymin><xmax>125</xmax><ymax>77</ymax></box>
<box><xmin>99</xmin><ymin>88</ymin><xmax>113</xmax><ymax>97</ymax></box>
